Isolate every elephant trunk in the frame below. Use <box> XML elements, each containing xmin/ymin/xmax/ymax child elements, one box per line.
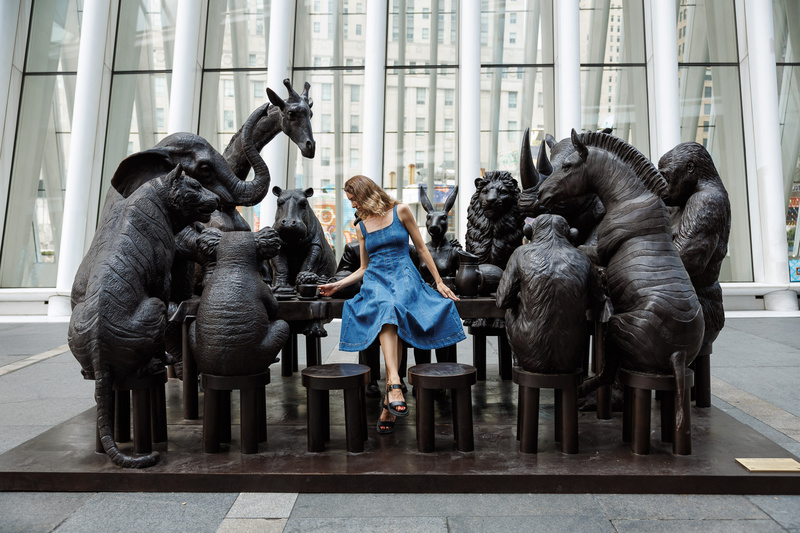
<box><xmin>228</xmin><ymin>102</ymin><xmax>272</xmax><ymax>207</ymax></box>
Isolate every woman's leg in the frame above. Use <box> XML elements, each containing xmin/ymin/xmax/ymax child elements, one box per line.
<box><xmin>378</xmin><ymin>324</ymin><xmax>406</xmax><ymax>420</ymax></box>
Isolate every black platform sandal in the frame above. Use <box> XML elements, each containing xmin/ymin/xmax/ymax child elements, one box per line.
<box><xmin>385</xmin><ymin>383</ymin><xmax>409</xmax><ymax>417</ymax></box>
<box><xmin>376</xmin><ymin>403</ymin><xmax>395</xmax><ymax>434</ymax></box>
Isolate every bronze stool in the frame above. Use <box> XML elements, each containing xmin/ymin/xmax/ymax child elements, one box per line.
<box><xmin>202</xmin><ymin>371</ymin><xmax>269</xmax><ymax>454</ymax></box>
<box><xmin>407</xmin><ymin>363</ymin><xmax>477</xmax><ymax>452</ymax></box>
<box><xmin>621</xmin><ymin>368</ymin><xmax>694</xmax><ymax>455</ymax></box>
<box><xmin>95</xmin><ymin>368</ymin><xmax>168</xmax><ymax>455</ymax></box>
<box><xmin>301</xmin><ymin>363</ymin><xmax>370</xmax><ymax>453</ymax></box>
<box><xmin>513</xmin><ymin>367</ymin><xmax>582</xmax><ymax>454</ymax></box>
<box><xmin>690</xmin><ymin>343</ymin><xmax>712</xmax><ymax>407</ymax></box>
<box><xmin>469</xmin><ymin>325</ymin><xmax>512</xmax><ymax>381</ymax></box>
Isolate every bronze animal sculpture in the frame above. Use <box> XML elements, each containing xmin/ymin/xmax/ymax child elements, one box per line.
<box><xmin>497</xmin><ymin>214</ymin><xmax>603</xmax><ymax>373</ymax></box>
<box><xmin>536</xmin><ymin>130</ymin><xmax>704</xmax><ymax>433</ymax></box>
<box><xmin>189</xmin><ymin>227</ymin><xmax>290</xmax><ymax>376</ymax></box>
<box><xmin>418</xmin><ymin>184</ymin><xmax>461</xmax><ymax>284</ymax></box>
<box><xmin>658</xmin><ymin>142</ymin><xmax>730</xmax><ymax>347</ymax></box>
<box><xmin>68</xmin><ymin>165</ymin><xmax>219</xmax><ymax>468</ymax></box>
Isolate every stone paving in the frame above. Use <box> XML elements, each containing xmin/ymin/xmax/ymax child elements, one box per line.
<box><xmin>0</xmin><ymin>317</ymin><xmax>799</xmax><ymax>532</ymax></box>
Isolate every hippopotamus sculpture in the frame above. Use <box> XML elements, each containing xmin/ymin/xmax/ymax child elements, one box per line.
<box><xmin>496</xmin><ymin>215</ymin><xmax>604</xmax><ymax>373</ymax></box>
<box><xmin>190</xmin><ymin>227</ymin><xmax>290</xmax><ymax>376</ymax></box>
<box><xmin>270</xmin><ymin>187</ymin><xmax>337</xmax><ymax>293</ymax></box>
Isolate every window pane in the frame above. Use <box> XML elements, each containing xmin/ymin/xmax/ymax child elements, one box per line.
<box><xmin>114</xmin><ymin>0</ymin><xmax>178</xmax><ymax>71</ymax></box>
<box><xmin>0</xmin><ymin>75</ymin><xmax>75</xmax><ymax>287</ymax></box>
<box><xmin>480</xmin><ymin>67</ymin><xmax>555</xmax><ymax>181</ymax></box>
<box><xmin>204</xmin><ymin>0</ymin><xmax>272</xmax><ymax>69</ymax></box>
<box><xmin>294</xmin><ymin>0</ymin><xmax>366</xmax><ymax>68</ymax></box>
<box><xmin>26</xmin><ymin>0</ymin><xmax>83</xmax><ymax>72</ymax></box>
<box><xmin>580</xmin><ymin>0</ymin><xmax>645</xmax><ymax>64</ymax></box>
<box><xmin>676</xmin><ymin>0</ymin><xmax>737</xmax><ymax>63</ymax></box>
<box><xmin>388</xmin><ymin>0</ymin><xmax>458</xmax><ymax>65</ymax></box>
<box><xmin>678</xmin><ymin>66</ymin><xmax>751</xmax><ymax>281</ymax></box>
<box><xmin>580</xmin><ymin>66</ymin><xmax>650</xmax><ymax>158</ymax></box>
<box><xmin>481</xmin><ymin>0</ymin><xmax>553</xmax><ymax>64</ymax></box>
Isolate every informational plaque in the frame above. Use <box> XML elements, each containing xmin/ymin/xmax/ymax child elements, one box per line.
<box><xmin>736</xmin><ymin>458</ymin><xmax>800</xmax><ymax>472</ymax></box>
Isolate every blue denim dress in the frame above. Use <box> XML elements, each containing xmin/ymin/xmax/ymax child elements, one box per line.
<box><xmin>339</xmin><ymin>206</ymin><xmax>466</xmax><ymax>352</ymax></box>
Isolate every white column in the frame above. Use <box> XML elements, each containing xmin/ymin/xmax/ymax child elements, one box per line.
<box><xmin>50</xmin><ymin>0</ymin><xmax>112</xmax><ymax>316</ymax></box>
<box><xmin>168</xmin><ymin>0</ymin><xmax>203</xmax><ymax>133</ymax></box>
<box><xmin>648</xmin><ymin>0</ymin><xmax>681</xmax><ymax>160</ymax></box>
<box><xmin>743</xmin><ymin>0</ymin><xmax>797</xmax><ymax>310</ymax></box>
<box><xmin>554</xmin><ymin>0</ymin><xmax>580</xmax><ymax>139</ymax></box>
<box><xmin>0</xmin><ymin>2</ymin><xmax>20</xmax><ymax>145</ymax></box>
<box><xmin>458</xmin><ymin>2</ymin><xmax>481</xmax><ymax>243</ymax></box>
<box><xmin>261</xmin><ymin>0</ymin><xmax>292</xmax><ymax>228</ymax></box>
<box><xmin>362</xmin><ymin>1</ymin><xmax>388</xmax><ymax>183</ymax></box>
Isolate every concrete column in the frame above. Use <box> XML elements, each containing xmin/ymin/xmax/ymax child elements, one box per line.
<box><xmin>168</xmin><ymin>0</ymin><xmax>203</xmax><ymax>133</ymax></box>
<box><xmin>261</xmin><ymin>0</ymin><xmax>292</xmax><ymax>228</ymax></box>
<box><xmin>458</xmin><ymin>2</ymin><xmax>481</xmax><ymax>243</ymax></box>
<box><xmin>647</xmin><ymin>0</ymin><xmax>681</xmax><ymax>160</ymax></box>
<box><xmin>50</xmin><ymin>0</ymin><xmax>112</xmax><ymax>316</ymax></box>
<box><xmin>0</xmin><ymin>2</ymin><xmax>21</xmax><ymax>149</ymax></box>
<box><xmin>362</xmin><ymin>1</ymin><xmax>387</xmax><ymax>183</ymax></box>
<box><xmin>554</xmin><ymin>0</ymin><xmax>580</xmax><ymax>139</ymax></box>
<box><xmin>743</xmin><ymin>0</ymin><xmax>797</xmax><ymax>310</ymax></box>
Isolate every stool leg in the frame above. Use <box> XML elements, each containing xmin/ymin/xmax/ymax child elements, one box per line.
<box><xmin>660</xmin><ymin>391</ymin><xmax>675</xmax><ymax>443</ymax></box>
<box><xmin>359</xmin><ymin>386</ymin><xmax>367</xmax><ymax>441</ymax></box>
<box><xmin>622</xmin><ymin>385</ymin><xmax>632</xmax><ymax>443</ymax></box>
<box><xmin>473</xmin><ymin>333</ymin><xmax>487</xmax><ymax>381</ymax></box>
<box><xmin>594</xmin><ymin>322</ymin><xmax>612</xmax><ymax>420</ymax></box>
<box><xmin>151</xmin><ymin>383</ymin><xmax>168</xmax><ymax>443</ymax></box>
<box><xmin>281</xmin><ymin>334</ymin><xmax>295</xmax><ymax>377</ymax></box>
<box><xmin>399</xmin><ymin>343</ymin><xmax>408</xmax><ymax>379</ymax></box>
<box><xmin>554</xmin><ymin>389</ymin><xmax>562</xmax><ymax>443</ymax></box>
<box><xmin>257</xmin><ymin>386</ymin><xmax>267</xmax><ymax>443</ymax></box>
<box><xmin>695</xmin><ymin>353</ymin><xmax>711</xmax><ymax>408</ymax></box>
<box><xmin>519</xmin><ymin>386</ymin><xmax>540</xmax><ymax>454</ymax></box>
<box><xmin>516</xmin><ymin>385</ymin><xmax>522</xmax><ymax>441</ymax></box>
<box><xmin>292</xmin><ymin>333</ymin><xmax>299</xmax><ymax>372</ymax></box>
<box><xmin>436</xmin><ymin>345</ymin><xmax>456</xmax><ymax>363</ymax></box>
<box><xmin>203</xmin><ymin>388</ymin><xmax>220</xmax><ymax>453</ymax></box>
<box><xmin>453</xmin><ymin>387</ymin><xmax>474</xmax><ymax>452</ymax></box>
<box><xmin>132</xmin><ymin>387</ymin><xmax>152</xmax><ymax>454</ymax></box>
<box><xmin>498</xmin><ymin>332</ymin><xmax>512</xmax><ymax>380</ymax></box>
<box><xmin>361</xmin><ymin>343</ymin><xmax>382</xmax><ymax>381</ymax></box>
<box><xmin>307</xmin><ymin>388</ymin><xmax>326</xmax><ymax>452</ymax></box>
<box><xmin>561</xmin><ymin>385</ymin><xmax>579</xmax><ymax>454</ymax></box>
<box><xmin>415</xmin><ymin>348</ymin><xmax>431</xmax><ymax>364</ymax></box>
<box><xmin>631</xmin><ymin>388</ymin><xmax>651</xmax><ymax>455</ymax></box>
<box><xmin>344</xmin><ymin>388</ymin><xmax>365</xmax><ymax>453</ymax></box>
<box><xmin>182</xmin><ymin>321</ymin><xmax>199</xmax><ymax>420</ymax></box>
<box><xmin>416</xmin><ymin>387</ymin><xmax>436</xmax><ymax>453</ymax></box>
<box><xmin>322</xmin><ymin>392</ymin><xmax>330</xmax><ymax>442</ymax></box>
<box><xmin>673</xmin><ymin>387</ymin><xmax>692</xmax><ymax>455</ymax></box>
<box><xmin>220</xmin><ymin>390</ymin><xmax>232</xmax><ymax>443</ymax></box>
<box><xmin>240</xmin><ymin>387</ymin><xmax>258</xmax><ymax>454</ymax></box>
<box><xmin>306</xmin><ymin>335</ymin><xmax>322</xmax><ymax>367</ymax></box>
<box><xmin>115</xmin><ymin>390</ymin><xmax>131</xmax><ymax>443</ymax></box>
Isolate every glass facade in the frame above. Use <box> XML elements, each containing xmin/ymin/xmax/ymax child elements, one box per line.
<box><xmin>0</xmin><ymin>0</ymin><xmax>797</xmax><ymax>300</ymax></box>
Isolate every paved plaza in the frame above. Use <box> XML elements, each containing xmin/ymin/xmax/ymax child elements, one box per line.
<box><xmin>0</xmin><ymin>315</ymin><xmax>799</xmax><ymax>532</ymax></box>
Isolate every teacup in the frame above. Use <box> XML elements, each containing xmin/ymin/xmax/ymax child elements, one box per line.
<box><xmin>297</xmin><ymin>284</ymin><xmax>319</xmax><ymax>299</ymax></box>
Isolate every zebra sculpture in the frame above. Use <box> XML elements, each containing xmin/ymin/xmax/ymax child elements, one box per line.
<box><xmin>536</xmin><ymin>130</ymin><xmax>704</xmax><ymax>434</ymax></box>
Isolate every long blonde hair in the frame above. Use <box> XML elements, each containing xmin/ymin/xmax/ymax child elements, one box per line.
<box><xmin>344</xmin><ymin>175</ymin><xmax>399</xmax><ymax>219</ymax></box>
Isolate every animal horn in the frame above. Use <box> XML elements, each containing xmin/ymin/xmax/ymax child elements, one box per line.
<box><xmin>571</xmin><ymin>129</ymin><xmax>588</xmax><ymax>161</ymax></box>
<box><xmin>419</xmin><ymin>184</ymin><xmax>434</xmax><ymax>213</ymax></box>
<box><xmin>519</xmin><ymin>128</ymin><xmax>540</xmax><ymax>190</ymax></box>
<box><xmin>283</xmin><ymin>78</ymin><xmax>299</xmax><ymax>98</ymax></box>
<box><xmin>537</xmin><ymin>140</ymin><xmax>552</xmax><ymax>177</ymax></box>
<box><xmin>545</xmin><ymin>133</ymin><xmax>556</xmax><ymax>149</ymax></box>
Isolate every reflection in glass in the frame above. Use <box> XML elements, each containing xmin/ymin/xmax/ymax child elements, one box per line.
<box><xmin>114</xmin><ymin>0</ymin><xmax>178</xmax><ymax>71</ymax></box>
<box><xmin>480</xmin><ymin>67</ymin><xmax>555</xmax><ymax>179</ymax></box>
<box><xmin>0</xmin><ymin>76</ymin><xmax>75</xmax><ymax>287</ymax></box>
<box><xmin>294</xmin><ymin>0</ymin><xmax>366</xmax><ymax>69</ymax></box>
<box><xmin>773</xmin><ymin>1</ymin><xmax>800</xmax><ymax>261</ymax></box>
<box><xmin>100</xmin><ymin>73</ymin><xmax>173</xmax><ymax>217</ymax></box>
<box><xmin>205</xmin><ymin>0</ymin><xmax>272</xmax><ymax>69</ymax></box>
<box><xmin>678</xmin><ymin>66</ymin><xmax>751</xmax><ymax>282</ymax></box>
<box><xmin>26</xmin><ymin>0</ymin><xmax>83</xmax><ymax>72</ymax></box>
<box><xmin>480</xmin><ymin>0</ymin><xmax>553</xmax><ymax>65</ymax></box>
<box><xmin>580</xmin><ymin>66</ymin><xmax>649</xmax><ymax>158</ymax></box>
<box><xmin>388</xmin><ymin>0</ymin><xmax>458</xmax><ymax>66</ymax></box>
<box><xmin>676</xmin><ymin>0</ymin><xmax>737</xmax><ymax>64</ymax></box>
<box><xmin>579</xmin><ymin>0</ymin><xmax>643</xmax><ymax>64</ymax></box>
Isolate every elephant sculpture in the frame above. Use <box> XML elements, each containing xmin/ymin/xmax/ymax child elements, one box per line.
<box><xmin>189</xmin><ymin>227</ymin><xmax>290</xmax><ymax>376</ymax></box>
<box><xmin>418</xmin><ymin>184</ymin><xmax>461</xmax><ymax>285</ymax></box>
<box><xmin>68</xmin><ymin>165</ymin><xmax>219</xmax><ymax>468</ymax></box>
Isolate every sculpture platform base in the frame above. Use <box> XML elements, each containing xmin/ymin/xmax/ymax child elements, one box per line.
<box><xmin>1</xmin><ymin>370</ymin><xmax>798</xmax><ymax>494</ymax></box>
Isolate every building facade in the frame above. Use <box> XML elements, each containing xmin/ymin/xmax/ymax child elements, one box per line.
<box><xmin>0</xmin><ymin>0</ymin><xmax>798</xmax><ymax>315</ymax></box>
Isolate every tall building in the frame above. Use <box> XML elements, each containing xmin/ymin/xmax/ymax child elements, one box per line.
<box><xmin>0</xmin><ymin>0</ymin><xmax>798</xmax><ymax>315</ymax></box>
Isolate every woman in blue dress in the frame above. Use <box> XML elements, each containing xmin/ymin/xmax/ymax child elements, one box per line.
<box><xmin>319</xmin><ymin>175</ymin><xmax>465</xmax><ymax>434</ymax></box>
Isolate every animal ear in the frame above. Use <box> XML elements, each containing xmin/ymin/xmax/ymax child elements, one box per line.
<box><xmin>266</xmin><ymin>87</ymin><xmax>286</xmax><ymax>110</ymax></box>
<box><xmin>474</xmin><ymin>177</ymin><xmax>485</xmax><ymax>189</ymax></box>
<box><xmin>571</xmin><ymin>129</ymin><xmax>588</xmax><ymax>161</ymax></box>
<box><xmin>687</xmin><ymin>161</ymin><xmax>695</xmax><ymax>173</ymax></box>
<box><xmin>304</xmin><ymin>187</ymin><xmax>314</xmax><ymax>198</ymax></box>
<box><xmin>164</xmin><ymin>164</ymin><xmax>184</xmax><ymax>186</ymax></box>
<box><xmin>255</xmin><ymin>226</ymin><xmax>282</xmax><ymax>260</ymax></box>
<box><xmin>272</xmin><ymin>186</ymin><xmax>283</xmax><ymax>197</ymax></box>
<box><xmin>568</xmin><ymin>227</ymin><xmax>580</xmax><ymax>244</ymax></box>
<box><xmin>600</xmin><ymin>127</ymin><xmax>613</xmax><ymax>135</ymax></box>
<box><xmin>443</xmin><ymin>185</ymin><xmax>458</xmax><ymax>214</ymax></box>
<box><xmin>537</xmin><ymin>140</ymin><xmax>553</xmax><ymax>177</ymax></box>
<box><xmin>197</xmin><ymin>228</ymin><xmax>223</xmax><ymax>261</ymax></box>
<box><xmin>418</xmin><ymin>184</ymin><xmax>433</xmax><ymax>213</ymax></box>
<box><xmin>111</xmin><ymin>148</ymin><xmax>175</xmax><ymax>197</ymax></box>
<box><xmin>519</xmin><ymin>128</ymin><xmax>540</xmax><ymax>191</ymax></box>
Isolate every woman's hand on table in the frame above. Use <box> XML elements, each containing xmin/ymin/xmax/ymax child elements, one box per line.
<box><xmin>435</xmin><ymin>280</ymin><xmax>459</xmax><ymax>301</ymax></box>
<box><xmin>318</xmin><ymin>281</ymin><xmax>340</xmax><ymax>297</ymax></box>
